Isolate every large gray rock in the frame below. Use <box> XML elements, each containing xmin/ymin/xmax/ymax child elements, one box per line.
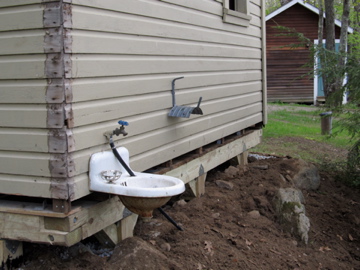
<box><xmin>273</xmin><ymin>188</ymin><xmax>310</xmax><ymax>244</ymax></box>
<box><xmin>292</xmin><ymin>159</ymin><xmax>320</xmax><ymax>190</ymax></box>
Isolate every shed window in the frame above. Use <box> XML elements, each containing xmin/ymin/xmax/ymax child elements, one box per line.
<box><xmin>223</xmin><ymin>0</ymin><xmax>251</xmax><ymax>27</ymax></box>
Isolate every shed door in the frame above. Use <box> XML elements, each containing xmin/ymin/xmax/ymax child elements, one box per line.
<box><xmin>315</xmin><ymin>40</ymin><xmax>340</xmax><ymax>98</ymax></box>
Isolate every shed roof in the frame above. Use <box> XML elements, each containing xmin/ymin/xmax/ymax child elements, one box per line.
<box><xmin>266</xmin><ymin>0</ymin><xmax>353</xmax><ymax>34</ymax></box>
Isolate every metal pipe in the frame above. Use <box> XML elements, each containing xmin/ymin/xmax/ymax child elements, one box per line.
<box><xmin>171</xmin><ymin>76</ymin><xmax>184</xmax><ymax>107</ymax></box>
<box><xmin>109</xmin><ymin>136</ymin><xmax>136</xmax><ymax>177</ymax></box>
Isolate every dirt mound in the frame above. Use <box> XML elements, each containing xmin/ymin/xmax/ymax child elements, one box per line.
<box><xmin>10</xmin><ymin>156</ymin><xmax>360</xmax><ymax>270</ymax></box>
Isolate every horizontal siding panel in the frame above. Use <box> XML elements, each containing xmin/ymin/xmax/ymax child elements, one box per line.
<box><xmin>0</xmin><ymin>151</ymin><xmax>50</xmax><ymax>177</ymax></box>
<box><xmin>0</xmin><ymin>80</ymin><xmax>47</xmax><ymax>103</ymax></box>
<box><xmin>131</xmin><ymin>113</ymin><xmax>263</xmax><ymax>171</ymax></box>
<box><xmin>71</xmin><ymin>71</ymin><xmax>262</xmax><ymax>102</ymax></box>
<box><xmin>70</xmin><ymin>30</ymin><xmax>261</xmax><ymax>59</ymax></box>
<box><xmin>0</xmin><ymin>104</ymin><xmax>47</xmax><ymax>128</ymax></box>
<box><xmin>126</xmin><ymin>100</ymin><xmax>263</xmax><ymax>157</ymax></box>
<box><xmin>72</xmin><ymin>101</ymin><xmax>263</xmax><ymax>175</ymax></box>
<box><xmin>0</xmin><ymin>5</ymin><xmax>44</xmax><ymax>31</ymax></box>
<box><xmin>69</xmin><ymin>5</ymin><xmax>261</xmax><ymax>47</ymax></box>
<box><xmin>0</xmin><ymin>30</ymin><xmax>45</xmax><ymax>55</ymax></box>
<box><xmin>71</xmin><ymin>89</ymin><xmax>262</xmax><ymax>151</ymax></box>
<box><xmin>71</xmin><ymin>81</ymin><xmax>262</xmax><ymax>127</ymax></box>
<box><xmin>0</xmin><ymin>174</ymin><xmax>52</xmax><ymax>198</ymax></box>
<box><xmin>0</xmin><ymin>174</ymin><xmax>88</xmax><ymax>201</ymax></box>
<box><xmin>0</xmin><ymin>128</ymin><xmax>48</xmax><ymax>152</ymax></box>
<box><xmin>158</xmin><ymin>0</ymin><xmax>222</xmax><ymax>16</ymax></box>
<box><xmin>0</xmin><ymin>1</ymin><xmax>52</xmax><ymax>8</ymax></box>
<box><xmin>0</xmin><ymin>55</ymin><xmax>46</xmax><ymax>79</ymax></box>
<box><xmin>69</xmin><ymin>56</ymin><xmax>261</xmax><ymax>78</ymax></box>
<box><xmin>70</xmin><ymin>1</ymin><xmax>261</xmax><ymax>35</ymax></box>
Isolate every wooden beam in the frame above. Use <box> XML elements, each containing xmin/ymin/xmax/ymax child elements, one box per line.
<box><xmin>0</xmin><ymin>212</ymin><xmax>82</xmax><ymax>246</ymax></box>
<box><xmin>52</xmin><ymin>199</ymin><xmax>71</xmax><ymax>213</ymax></box>
<box><xmin>0</xmin><ymin>199</ymin><xmax>81</xmax><ymax>218</ymax></box>
<box><xmin>165</xmin><ymin>129</ymin><xmax>261</xmax><ymax>184</ymax></box>
<box><xmin>1</xmin><ymin>196</ymin><xmax>125</xmax><ymax>247</ymax></box>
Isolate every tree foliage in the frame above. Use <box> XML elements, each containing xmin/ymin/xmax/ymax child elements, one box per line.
<box><xmin>267</xmin><ymin>0</ymin><xmax>360</xmax><ymax>184</ymax></box>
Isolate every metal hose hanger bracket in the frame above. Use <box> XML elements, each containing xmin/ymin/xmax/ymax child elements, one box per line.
<box><xmin>168</xmin><ymin>77</ymin><xmax>203</xmax><ymax>118</ymax></box>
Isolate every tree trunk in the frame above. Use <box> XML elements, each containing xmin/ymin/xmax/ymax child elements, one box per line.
<box><xmin>317</xmin><ymin>0</ymin><xmax>325</xmax><ymax>102</ymax></box>
<box><xmin>323</xmin><ymin>0</ymin><xmax>336</xmax><ymax>99</ymax></box>
<box><xmin>317</xmin><ymin>0</ymin><xmax>324</xmax><ymax>45</ymax></box>
<box><xmin>339</xmin><ymin>0</ymin><xmax>350</xmax><ymax>55</ymax></box>
<box><xmin>333</xmin><ymin>0</ymin><xmax>350</xmax><ymax>104</ymax></box>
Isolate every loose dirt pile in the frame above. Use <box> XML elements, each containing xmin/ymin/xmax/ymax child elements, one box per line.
<box><xmin>8</xmin><ymin>152</ymin><xmax>360</xmax><ymax>270</ymax></box>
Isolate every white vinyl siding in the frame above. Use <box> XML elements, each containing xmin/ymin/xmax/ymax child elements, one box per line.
<box><xmin>0</xmin><ymin>0</ymin><xmax>266</xmax><ymax>200</ymax></box>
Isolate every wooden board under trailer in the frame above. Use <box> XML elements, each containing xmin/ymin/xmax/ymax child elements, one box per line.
<box><xmin>0</xmin><ymin>128</ymin><xmax>262</xmax><ymax>267</ymax></box>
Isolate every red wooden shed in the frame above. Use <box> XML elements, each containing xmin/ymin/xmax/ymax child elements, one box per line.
<box><xmin>266</xmin><ymin>0</ymin><xmax>352</xmax><ymax>104</ymax></box>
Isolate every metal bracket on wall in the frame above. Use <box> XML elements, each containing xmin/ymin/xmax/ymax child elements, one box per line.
<box><xmin>168</xmin><ymin>77</ymin><xmax>203</xmax><ymax>118</ymax></box>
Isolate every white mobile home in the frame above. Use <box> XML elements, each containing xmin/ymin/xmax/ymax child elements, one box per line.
<box><xmin>0</xmin><ymin>0</ymin><xmax>266</xmax><ymax>253</ymax></box>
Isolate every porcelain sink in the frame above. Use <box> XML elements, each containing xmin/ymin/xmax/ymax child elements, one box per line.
<box><xmin>89</xmin><ymin>147</ymin><xmax>185</xmax><ymax>218</ymax></box>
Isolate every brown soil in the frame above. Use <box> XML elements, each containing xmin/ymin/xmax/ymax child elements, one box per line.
<box><xmin>7</xmin><ymin>139</ymin><xmax>360</xmax><ymax>270</ymax></box>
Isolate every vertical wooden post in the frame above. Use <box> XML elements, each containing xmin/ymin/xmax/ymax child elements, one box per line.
<box><xmin>94</xmin><ymin>224</ymin><xmax>118</xmax><ymax>248</ymax></box>
<box><xmin>236</xmin><ymin>150</ymin><xmax>249</xmax><ymax>166</ymax></box>
<box><xmin>188</xmin><ymin>173</ymin><xmax>207</xmax><ymax>198</ymax></box>
<box><xmin>0</xmin><ymin>240</ymin><xmax>23</xmax><ymax>270</ymax></box>
<box><xmin>118</xmin><ymin>213</ymin><xmax>138</xmax><ymax>241</ymax></box>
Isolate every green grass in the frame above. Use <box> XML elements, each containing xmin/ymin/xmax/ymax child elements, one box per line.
<box><xmin>264</xmin><ymin>109</ymin><xmax>351</xmax><ymax>148</ymax></box>
<box><xmin>252</xmin><ymin>105</ymin><xmax>352</xmax><ymax>163</ymax></box>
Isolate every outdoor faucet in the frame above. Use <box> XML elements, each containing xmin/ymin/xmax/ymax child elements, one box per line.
<box><xmin>104</xmin><ymin>120</ymin><xmax>129</xmax><ymax>141</ymax></box>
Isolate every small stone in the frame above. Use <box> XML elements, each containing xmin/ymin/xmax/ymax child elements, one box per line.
<box><xmin>174</xmin><ymin>199</ymin><xmax>187</xmax><ymax>207</ymax></box>
<box><xmin>148</xmin><ymin>231</ymin><xmax>161</xmax><ymax>238</ymax></box>
<box><xmin>292</xmin><ymin>159</ymin><xmax>320</xmax><ymax>190</ymax></box>
<box><xmin>248</xmin><ymin>210</ymin><xmax>261</xmax><ymax>218</ymax></box>
<box><xmin>224</xmin><ymin>166</ymin><xmax>239</xmax><ymax>177</ymax></box>
<box><xmin>279</xmin><ymin>174</ymin><xmax>287</xmax><ymax>183</ymax></box>
<box><xmin>215</xmin><ymin>180</ymin><xmax>234</xmax><ymax>190</ymax></box>
<box><xmin>250</xmin><ymin>164</ymin><xmax>269</xmax><ymax>170</ymax></box>
<box><xmin>160</xmin><ymin>243</ymin><xmax>171</xmax><ymax>252</ymax></box>
<box><xmin>212</xmin><ymin>213</ymin><xmax>220</xmax><ymax>219</ymax></box>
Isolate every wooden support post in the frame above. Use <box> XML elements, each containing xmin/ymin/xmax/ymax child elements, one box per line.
<box><xmin>118</xmin><ymin>213</ymin><xmax>138</xmax><ymax>241</ymax></box>
<box><xmin>94</xmin><ymin>224</ymin><xmax>118</xmax><ymax>248</ymax></box>
<box><xmin>0</xmin><ymin>240</ymin><xmax>23</xmax><ymax>270</ymax></box>
<box><xmin>236</xmin><ymin>150</ymin><xmax>248</xmax><ymax>166</ymax></box>
<box><xmin>188</xmin><ymin>173</ymin><xmax>207</xmax><ymax>198</ymax></box>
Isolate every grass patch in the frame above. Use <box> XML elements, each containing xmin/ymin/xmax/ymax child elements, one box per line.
<box><xmin>252</xmin><ymin>104</ymin><xmax>351</xmax><ymax>163</ymax></box>
<box><xmin>264</xmin><ymin>108</ymin><xmax>351</xmax><ymax>148</ymax></box>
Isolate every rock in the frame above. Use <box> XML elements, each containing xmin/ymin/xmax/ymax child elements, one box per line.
<box><xmin>238</xmin><ymin>165</ymin><xmax>249</xmax><ymax>175</ymax></box>
<box><xmin>292</xmin><ymin>159</ymin><xmax>320</xmax><ymax>190</ymax></box>
<box><xmin>108</xmin><ymin>237</ymin><xmax>182</xmax><ymax>270</ymax></box>
<box><xmin>248</xmin><ymin>210</ymin><xmax>261</xmax><ymax>218</ymax></box>
<box><xmin>173</xmin><ymin>199</ymin><xmax>187</xmax><ymax>207</ymax></box>
<box><xmin>224</xmin><ymin>166</ymin><xmax>239</xmax><ymax>177</ymax></box>
<box><xmin>68</xmin><ymin>242</ymin><xmax>94</xmax><ymax>258</ymax></box>
<box><xmin>160</xmin><ymin>243</ymin><xmax>171</xmax><ymax>252</ymax></box>
<box><xmin>250</xmin><ymin>164</ymin><xmax>269</xmax><ymax>170</ymax></box>
<box><xmin>273</xmin><ymin>188</ymin><xmax>310</xmax><ymax>244</ymax></box>
<box><xmin>215</xmin><ymin>180</ymin><xmax>234</xmax><ymax>190</ymax></box>
<box><xmin>212</xmin><ymin>212</ymin><xmax>220</xmax><ymax>219</ymax></box>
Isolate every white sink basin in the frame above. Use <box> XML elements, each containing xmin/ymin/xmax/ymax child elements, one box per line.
<box><xmin>89</xmin><ymin>147</ymin><xmax>185</xmax><ymax>218</ymax></box>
